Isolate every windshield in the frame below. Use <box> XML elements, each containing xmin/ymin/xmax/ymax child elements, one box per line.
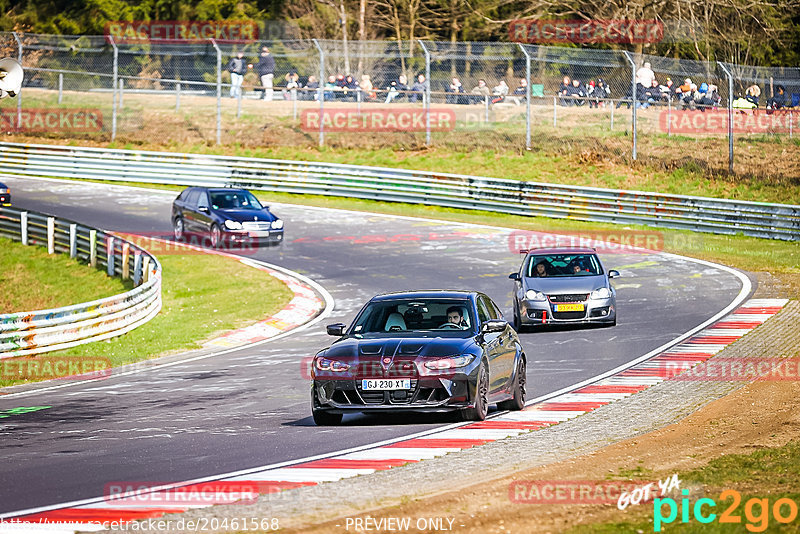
<box><xmin>351</xmin><ymin>298</ymin><xmax>475</xmax><ymax>336</ymax></box>
<box><xmin>210</xmin><ymin>191</ymin><xmax>263</xmax><ymax>210</ymax></box>
<box><xmin>526</xmin><ymin>254</ymin><xmax>603</xmax><ymax>277</ymax></box>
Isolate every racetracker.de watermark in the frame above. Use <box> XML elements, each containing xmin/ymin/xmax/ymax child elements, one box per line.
<box><xmin>660</xmin><ymin>110</ymin><xmax>799</xmax><ymax>134</ymax></box>
<box><xmin>103</xmin><ymin>481</ymin><xmax>263</xmax><ymax>506</ymax></box>
<box><xmin>664</xmin><ymin>357</ymin><xmax>800</xmax><ymax>381</ymax></box>
<box><xmin>1</xmin><ymin>357</ymin><xmax>111</xmax><ymax>381</ymax></box>
<box><xmin>0</xmin><ymin>109</ymin><xmax>102</xmax><ymax>133</ymax></box>
<box><xmin>509</xmin><ymin>480</ymin><xmax>656</xmax><ymax>504</ymax></box>
<box><xmin>105</xmin><ymin>20</ymin><xmax>259</xmax><ymax>43</ymax></box>
<box><xmin>509</xmin><ymin>19</ymin><xmax>663</xmax><ymax>44</ymax></box>
<box><xmin>115</xmin><ymin>232</ymin><xmax>260</xmax><ymax>255</ymax></box>
<box><xmin>300</xmin><ymin>108</ymin><xmax>456</xmax><ymax>133</ymax></box>
<box><xmin>508</xmin><ymin>230</ymin><xmax>666</xmax><ymax>254</ymax></box>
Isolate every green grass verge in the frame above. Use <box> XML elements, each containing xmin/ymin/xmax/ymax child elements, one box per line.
<box><xmin>0</xmin><ymin>237</ymin><xmax>130</xmax><ymax>312</ymax></box>
<box><xmin>566</xmin><ymin>440</ymin><xmax>800</xmax><ymax>533</ymax></box>
<box><xmin>1</xmin><ymin>249</ymin><xmax>294</xmax><ymax>387</ymax></box>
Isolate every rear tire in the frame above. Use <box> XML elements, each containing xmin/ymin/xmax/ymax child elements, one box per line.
<box><xmin>462</xmin><ymin>362</ymin><xmax>489</xmax><ymax>421</ymax></box>
<box><xmin>498</xmin><ymin>357</ymin><xmax>526</xmax><ymax>411</ymax></box>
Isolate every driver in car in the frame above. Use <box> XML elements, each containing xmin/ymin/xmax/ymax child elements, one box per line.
<box><xmin>444</xmin><ymin>306</ymin><xmax>468</xmax><ymax>329</ymax></box>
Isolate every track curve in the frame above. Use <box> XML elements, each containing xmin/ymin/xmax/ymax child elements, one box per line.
<box><xmin>0</xmin><ymin>176</ymin><xmax>749</xmax><ymax>515</ymax></box>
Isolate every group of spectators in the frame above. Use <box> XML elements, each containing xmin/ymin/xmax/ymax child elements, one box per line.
<box><xmin>227</xmin><ymin>52</ymin><xmax>795</xmax><ymax>113</ymax></box>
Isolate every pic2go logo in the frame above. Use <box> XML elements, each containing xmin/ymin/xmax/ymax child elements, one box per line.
<box><xmin>654</xmin><ymin>489</ymin><xmax>799</xmax><ymax>532</ymax></box>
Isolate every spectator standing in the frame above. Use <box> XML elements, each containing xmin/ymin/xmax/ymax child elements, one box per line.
<box><xmin>251</xmin><ymin>47</ymin><xmax>275</xmax><ymax>101</ymax></box>
<box><xmin>636</xmin><ymin>62</ymin><xmax>656</xmax><ymax>88</ymax></box>
<box><xmin>227</xmin><ymin>51</ymin><xmax>247</xmax><ymax>99</ymax></box>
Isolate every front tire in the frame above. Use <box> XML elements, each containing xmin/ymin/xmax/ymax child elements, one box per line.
<box><xmin>462</xmin><ymin>362</ymin><xmax>489</xmax><ymax>421</ymax></box>
<box><xmin>209</xmin><ymin>224</ymin><xmax>221</xmax><ymax>249</ymax></box>
<box><xmin>173</xmin><ymin>217</ymin><xmax>184</xmax><ymax>241</ymax></box>
<box><xmin>498</xmin><ymin>357</ymin><xmax>526</xmax><ymax>411</ymax></box>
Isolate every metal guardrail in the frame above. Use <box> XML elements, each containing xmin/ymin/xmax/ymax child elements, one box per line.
<box><xmin>0</xmin><ymin>141</ymin><xmax>797</xmax><ymax>241</ymax></box>
<box><xmin>0</xmin><ymin>205</ymin><xmax>162</xmax><ymax>358</ymax></box>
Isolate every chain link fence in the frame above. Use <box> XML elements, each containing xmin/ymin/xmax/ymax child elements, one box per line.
<box><xmin>1</xmin><ymin>32</ymin><xmax>798</xmax><ymax>174</ymax></box>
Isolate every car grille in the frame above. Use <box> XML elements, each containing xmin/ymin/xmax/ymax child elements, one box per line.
<box><xmin>242</xmin><ymin>221</ymin><xmax>272</xmax><ymax>231</ymax></box>
<box><xmin>548</xmin><ymin>294</ymin><xmax>589</xmax><ymax>303</ymax></box>
<box><xmin>552</xmin><ymin>310</ymin><xmax>587</xmax><ymax>320</ymax></box>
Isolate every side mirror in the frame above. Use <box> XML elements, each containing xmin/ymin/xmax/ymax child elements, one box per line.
<box><xmin>326</xmin><ymin>323</ymin><xmax>346</xmax><ymax>336</ymax></box>
<box><xmin>480</xmin><ymin>319</ymin><xmax>507</xmax><ymax>334</ymax></box>
<box><xmin>608</xmin><ymin>269</ymin><xmax>620</xmax><ymax>279</ymax></box>
<box><xmin>508</xmin><ymin>272</ymin><xmax>521</xmax><ymax>281</ymax></box>
<box><xmin>198</xmin><ymin>206</ymin><xmax>209</xmax><ymax>213</ymax></box>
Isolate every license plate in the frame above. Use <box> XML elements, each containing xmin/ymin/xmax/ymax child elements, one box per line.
<box><xmin>555</xmin><ymin>303</ymin><xmax>585</xmax><ymax>312</ymax></box>
<box><xmin>248</xmin><ymin>231</ymin><xmax>272</xmax><ymax>238</ymax></box>
<box><xmin>361</xmin><ymin>379</ymin><xmax>410</xmax><ymax>391</ymax></box>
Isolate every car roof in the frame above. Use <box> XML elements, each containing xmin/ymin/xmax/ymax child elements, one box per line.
<box><xmin>525</xmin><ymin>247</ymin><xmax>597</xmax><ymax>255</ymax></box>
<box><xmin>182</xmin><ymin>186</ymin><xmax>249</xmax><ymax>193</ymax></box>
<box><xmin>370</xmin><ymin>290</ymin><xmax>476</xmax><ymax>301</ymax></box>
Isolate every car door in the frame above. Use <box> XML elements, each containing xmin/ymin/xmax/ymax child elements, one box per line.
<box><xmin>179</xmin><ymin>189</ymin><xmax>200</xmax><ymax>233</ymax></box>
<box><xmin>477</xmin><ymin>295</ymin><xmax>505</xmax><ymax>397</ymax></box>
<box><xmin>194</xmin><ymin>190</ymin><xmax>214</xmax><ymax>234</ymax></box>
<box><xmin>487</xmin><ymin>297</ymin><xmax>517</xmax><ymax>390</ymax></box>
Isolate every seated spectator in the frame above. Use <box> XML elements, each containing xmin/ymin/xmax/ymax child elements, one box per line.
<box><xmin>303</xmin><ymin>75</ymin><xmax>319</xmax><ymax>101</ymax></box>
<box><xmin>409</xmin><ymin>74</ymin><xmax>426</xmax><ymax>103</ymax></box>
<box><xmin>675</xmin><ymin>78</ymin><xmax>695</xmax><ymax>110</ymax></box>
<box><xmin>510</xmin><ymin>78</ymin><xmax>527</xmax><ymax>105</ymax></box>
<box><xmin>491</xmin><ymin>80</ymin><xmax>509</xmax><ymax>105</ymax></box>
<box><xmin>323</xmin><ymin>75</ymin><xmax>338</xmax><ymax>101</ymax></box>
<box><xmin>559</xmin><ymin>75</ymin><xmax>571</xmax><ymax>106</ymax></box>
<box><xmin>567</xmin><ymin>78</ymin><xmax>586</xmax><ymax>106</ymax></box>
<box><xmin>766</xmin><ymin>84</ymin><xmax>786</xmax><ymax>111</ymax></box>
<box><xmin>447</xmin><ymin>77</ymin><xmax>466</xmax><ymax>104</ymax></box>
<box><xmin>593</xmin><ymin>78</ymin><xmax>611</xmax><ymax>107</ymax></box>
<box><xmin>698</xmin><ymin>83</ymin><xmax>721</xmax><ymax>111</ymax></box>
<box><xmin>645</xmin><ymin>79</ymin><xmax>662</xmax><ymax>105</ymax></box>
<box><xmin>635</xmin><ymin>81</ymin><xmax>650</xmax><ymax>109</ymax></box>
<box><xmin>385</xmin><ymin>74</ymin><xmax>408</xmax><ymax>103</ymax></box>
<box><xmin>470</xmin><ymin>79</ymin><xmax>491</xmax><ymax>105</ymax></box>
<box><xmin>341</xmin><ymin>74</ymin><xmax>358</xmax><ymax>101</ymax></box>
<box><xmin>745</xmin><ymin>84</ymin><xmax>761</xmax><ymax>106</ymax></box>
<box><xmin>359</xmin><ymin>74</ymin><xmax>377</xmax><ymax>101</ymax></box>
<box><xmin>283</xmin><ymin>71</ymin><xmax>299</xmax><ymax>100</ymax></box>
<box><xmin>660</xmin><ymin>78</ymin><xmax>675</xmax><ymax>102</ymax></box>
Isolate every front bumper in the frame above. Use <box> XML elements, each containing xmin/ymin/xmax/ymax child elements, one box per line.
<box><xmin>519</xmin><ymin>297</ymin><xmax>615</xmax><ymax>326</ymax></box>
<box><xmin>313</xmin><ymin>373</ymin><xmax>478</xmax><ymax>414</ymax></box>
<box><xmin>224</xmin><ymin>229</ymin><xmax>284</xmax><ymax>246</ymax></box>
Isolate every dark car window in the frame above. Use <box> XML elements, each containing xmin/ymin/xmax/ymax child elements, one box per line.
<box><xmin>351</xmin><ymin>298</ymin><xmax>475</xmax><ymax>336</ymax></box>
<box><xmin>184</xmin><ymin>189</ymin><xmax>200</xmax><ymax>206</ymax></box>
<box><xmin>210</xmin><ymin>191</ymin><xmax>263</xmax><ymax>210</ymax></box>
<box><xmin>526</xmin><ymin>254</ymin><xmax>603</xmax><ymax>277</ymax></box>
<box><xmin>476</xmin><ymin>297</ymin><xmax>492</xmax><ymax>324</ymax></box>
<box><xmin>488</xmin><ymin>299</ymin><xmax>504</xmax><ymax>320</ymax></box>
<box><xmin>197</xmin><ymin>191</ymin><xmax>209</xmax><ymax>210</ymax></box>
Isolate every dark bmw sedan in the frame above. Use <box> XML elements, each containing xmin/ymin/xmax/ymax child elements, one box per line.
<box><xmin>0</xmin><ymin>182</ymin><xmax>10</xmax><ymax>206</ymax></box>
<box><xmin>171</xmin><ymin>186</ymin><xmax>283</xmax><ymax>248</ymax></box>
<box><xmin>311</xmin><ymin>290</ymin><xmax>527</xmax><ymax>425</ymax></box>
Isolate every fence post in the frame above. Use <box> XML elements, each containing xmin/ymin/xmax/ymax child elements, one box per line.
<box><xmin>20</xmin><ymin>211</ymin><xmax>28</xmax><ymax>245</ymax></box>
<box><xmin>312</xmin><ymin>39</ymin><xmax>325</xmax><ymax>147</ymax></box>
<box><xmin>419</xmin><ymin>40</ymin><xmax>431</xmax><ymax>146</ymax></box>
<box><xmin>133</xmin><ymin>251</ymin><xmax>142</xmax><ymax>286</ymax></box>
<box><xmin>143</xmin><ymin>256</ymin><xmax>151</xmax><ymax>283</ymax></box>
<box><xmin>623</xmin><ymin>51</ymin><xmax>637</xmax><ymax>161</ymax></box>
<box><xmin>176</xmin><ymin>82</ymin><xmax>181</xmax><ymax>111</ymax></box>
<box><xmin>717</xmin><ymin>61</ymin><xmax>734</xmax><ymax>174</ymax></box>
<box><xmin>118</xmin><ymin>78</ymin><xmax>124</xmax><ymax>109</ymax></box>
<box><xmin>107</xmin><ymin>236</ymin><xmax>115</xmax><ymax>276</ymax></box>
<box><xmin>519</xmin><ymin>44</ymin><xmax>531</xmax><ymax>150</ymax></box>
<box><xmin>69</xmin><ymin>223</ymin><xmax>77</xmax><ymax>258</ymax></box>
<box><xmin>58</xmin><ymin>72</ymin><xmax>63</xmax><ymax>104</ymax></box>
<box><xmin>47</xmin><ymin>217</ymin><xmax>55</xmax><ymax>254</ymax></box>
<box><xmin>90</xmin><ymin>229</ymin><xmax>97</xmax><ymax>267</ymax></box>
<box><xmin>12</xmin><ymin>32</ymin><xmax>22</xmax><ymax>129</ymax></box>
<box><xmin>210</xmin><ymin>39</ymin><xmax>222</xmax><ymax>145</ymax></box>
<box><xmin>121</xmin><ymin>242</ymin><xmax>130</xmax><ymax>279</ymax></box>
<box><xmin>109</xmin><ymin>36</ymin><xmax>118</xmax><ymax>142</ymax></box>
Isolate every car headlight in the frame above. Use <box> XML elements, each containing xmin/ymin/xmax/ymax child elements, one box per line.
<box><xmin>590</xmin><ymin>287</ymin><xmax>611</xmax><ymax>300</ymax></box>
<box><xmin>224</xmin><ymin>219</ymin><xmax>243</xmax><ymax>230</ymax></box>
<box><xmin>315</xmin><ymin>357</ymin><xmax>350</xmax><ymax>372</ymax></box>
<box><xmin>0</xmin><ymin>188</ymin><xmax>8</xmax><ymax>194</ymax></box>
<box><xmin>424</xmin><ymin>354</ymin><xmax>475</xmax><ymax>370</ymax></box>
<box><xmin>271</xmin><ymin>219</ymin><xmax>284</xmax><ymax>230</ymax></box>
<box><xmin>525</xmin><ymin>290</ymin><xmax>547</xmax><ymax>301</ymax></box>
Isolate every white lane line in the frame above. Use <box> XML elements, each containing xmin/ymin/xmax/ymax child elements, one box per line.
<box><xmin>224</xmin><ymin>468</ymin><xmax>374</xmax><ymax>483</ymax></box>
<box><xmin>335</xmin><ymin>448</ymin><xmax>460</xmax><ymax>461</ymax></box>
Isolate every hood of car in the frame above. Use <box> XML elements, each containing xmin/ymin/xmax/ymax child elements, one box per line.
<box><xmin>324</xmin><ymin>335</ymin><xmax>475</xmax><ymax>361</ymax></box>
<box><xmin>215</xmin><ymin>208</ymin><xmax>276</xmax><ymax>223</ymax></box>
<box><xmin>523</xmin><ymin>275</ymin><xmax>606</xmax><ymax>294</ymax></box>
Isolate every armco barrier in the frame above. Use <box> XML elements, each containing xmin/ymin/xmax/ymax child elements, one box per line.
<box><xmin>0</xmin><ymin>205</ymin><xmax>161</xmax><ymax>358</ymax></box>
<box><xmin>0</xmin><ymin>142</ymin><xmax>797</xmax><ymax>241</ymax></box>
